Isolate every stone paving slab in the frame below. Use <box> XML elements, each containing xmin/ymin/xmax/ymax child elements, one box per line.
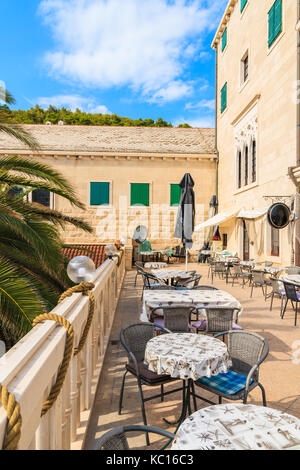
<box><xmin>84</xmin><ymin>263</ymin><xmax>300</xmax><ymax>450</ymax></box>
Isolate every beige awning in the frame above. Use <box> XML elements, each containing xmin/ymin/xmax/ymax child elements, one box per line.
<box><xmin>237</xmin><ymin>208</ymin><xmax>268</xmax><ymax>219</ymax></box>
<box><xmin>195</xmin><ymin>210</ymin><xmax>239</xmax><ymax>231</ymax></box>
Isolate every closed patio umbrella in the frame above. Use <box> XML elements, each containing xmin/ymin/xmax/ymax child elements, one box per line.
<box><xmin>174</xmin><ymin>173</ymin><xmax>195</xmax><ymax>272</ymax></box>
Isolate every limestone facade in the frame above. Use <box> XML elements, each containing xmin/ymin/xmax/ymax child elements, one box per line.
<box><xmin>212</xmin><ymin>0</ymin><xmax>299</xmax><ymax>266</ymax></box>
<box><xmin>0</xmin><ymin>125</ymin><xmax>216</xmax><ymax>258</ymax></box>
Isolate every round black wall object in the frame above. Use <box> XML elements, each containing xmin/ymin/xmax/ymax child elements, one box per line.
<box><xmin>267</xmin><ymin>203</ymin><xmax>291</xmax><ymax>229</ymax></box>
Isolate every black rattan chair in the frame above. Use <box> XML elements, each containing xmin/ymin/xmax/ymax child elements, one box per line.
<box><xmin>192</xmin><ymin>308</ymin><xmax>242</xmax><ymax>337</ymax></box>
<box><xmin>281</xmin><ymin>282</ymin><xmax>300</xmax><ymax>326</ymax></box>
<box><xmin>250</xmin><ymin>270</ymin><xmax>267</xmax><ymax>298</ymax></box>
<box><xmin>192</xmin><ymin>330</ymin><xmax>269</xmax><ymax>407</ymax></box>
<box><xmin>134</xmin><ymin>261</ymin><xmax>144</xmax><ymax>287</ymax></box>
<box><xmin>94</xmin><ymin>425</ymin><xmax>175</xmax><ymax>450</ymax></box>
<box><xmin>269</xmin><ymin>277</ymin><xmax>286</xmax><ymax>315</ymax></box>
<box><xmin>228</xmin><ymin>264</ymin><xmax>251</xmax><ymax>288</ymax></box>
<box><xmin>150</xmin><ymin>306</ymin><xmax>196</xmax><ymax>333</ymax></box>
<box><xmin>119</xmin><ymin>323</ymin><xmax>184</xmax><ymax>445</ymax></box>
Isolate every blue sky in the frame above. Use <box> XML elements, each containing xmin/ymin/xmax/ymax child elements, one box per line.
<box><xmin>1</xmin><ymin>0</ymin><xmax>228</xmax><ymax>127</ymax></box>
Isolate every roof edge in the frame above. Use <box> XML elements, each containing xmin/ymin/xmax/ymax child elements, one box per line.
<box><xmin>211</xmin><ymin>0</ymin><xmax>237</xmax><ymax>49</ymax></box>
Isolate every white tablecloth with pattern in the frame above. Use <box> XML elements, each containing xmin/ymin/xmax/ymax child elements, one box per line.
<box><xmin>144</xmin><ymin>333</ymin><xmax>231</xmax><ymax>381</ymax></box>
<box><xmin>140</xmin><ymin>289</ymin><xmax>242</xmax><ymax>322</ymax></box>
<box><xmin>144</xmin><ymin>262</ymin><xmax>168</xmax><ymax>269</ymax></box>
<box><xmin>151</xmin><ymin>269</ymin><xmax>192</xmax><ymax>281</ymax></box>
<box><xmin>171</xmin><ymin>404</ymin><xmax>300</xmax><ymax>450</ymax></box>
<box><xmin>280</xmin><ymin>274</ymin><xmax>300</xmax><ymax>286</ymax></box>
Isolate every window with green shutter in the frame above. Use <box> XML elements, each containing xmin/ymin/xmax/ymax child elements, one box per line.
<box><xmin>268</xmin><ymin>0</ymin><xmax>282</xmax><ymax>48</ymax></box>
<box><xmin>221</xmin><ymin>27</ymin><xmax>227</xmax><ymax>52</ymax></box>
<box><xmin>170</xmin><ymin>184</ymin><xmax>181</xmax><ymax>206</ymax></box>
<box><xmin>130</xmin><ymin>183</ymin><xmax>149</xmax><ymax>206</ymax></box>
<box><xmin>90</xmin><ymin>182</ymin><xmax>110</xmax><ymax>205</ymax></box>
<box><xmin>241</xmin><ymin>0</ymin><xmax>248</xmax><ymax>13</ymax></box>
<box><xmin>221</xmin><ymin>82</ymin><xmax>227</xmax><ymax>113</ymax></box>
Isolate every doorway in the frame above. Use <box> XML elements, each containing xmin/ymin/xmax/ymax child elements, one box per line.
<box><xmin>243</xmin><ymin>220</ymin><xmax>250</xmax><ymax>261</ymax></box>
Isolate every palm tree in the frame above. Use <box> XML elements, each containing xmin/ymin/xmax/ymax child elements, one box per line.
<box><xmin>0</xmin><ymin>89</ymin><xmax>93</xmax><ymax>348</ymax></box>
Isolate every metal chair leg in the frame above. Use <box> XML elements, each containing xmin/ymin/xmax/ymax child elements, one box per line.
<box><xmin>161</xmin><ymin>384</ymin><xmax>164</xmax><ymax>402</ymax></box>
<box><xmin>191</xmin><ymin>381</ymin><xmax>197</xmax><ymax>412</ymax></box>
<box><xmin>118</xmin><ymin>370</ymin><xmax>128</xmax><ymax>415</ymax></box>
<box><xmin>282</xmin><ymin>299</ymin><xmax>288</xmax><ymax>319</ymax></box>
<box><xmin>270</xmin><ymin>292</ymin><xmax>274</xmax><ymax>311</ymax></box>
<box><xmin>295</xmin><ymin>302</ymin><xmax>298</xmax><ymax>327</ymax></box>
<box><xmin>258</xmin><ymin>383</ymin><xmax>267</xmax><ymax>407</ymax></box>
<box><xmin>137</xmin><ymin>379</ymin><xmax>150</xmax><ymax>446</ymax></box>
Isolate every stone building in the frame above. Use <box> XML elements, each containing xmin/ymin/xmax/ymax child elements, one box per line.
<box><xmin>197</xmin><ymin>0</ymin><xmax>300</xmax><ymax>266</ymax></box>
<box><xmin>0</xmin><ymin>124</ymin><xmax>216</xmax><ymax>266</ymax></box>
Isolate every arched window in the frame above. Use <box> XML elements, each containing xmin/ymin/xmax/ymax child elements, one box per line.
<box><xmin>245</xmin><ymin>146</ymin><xmax>249</xmax><ymax>186</ymax></box>
<box><xmin>252</xmin><ymin>139</ymin><xmax>257</xmax><ymax>183</ymax></box>
<box><xmin>238</xmin><ymin>151</ymin><xmax>242</xmax><ymax>188</ymax></box>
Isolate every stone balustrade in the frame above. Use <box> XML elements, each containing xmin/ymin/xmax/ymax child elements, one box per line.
<box><xmin>0</xmin><ymin>251</ymin><xmax>125</xmax><ymax>450</ymax></box>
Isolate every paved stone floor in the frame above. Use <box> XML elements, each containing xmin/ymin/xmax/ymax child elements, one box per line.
<box><xmin>84</xmin><ymin>263</ymin><xmax>300</xmax><ymax>450</ymax></box>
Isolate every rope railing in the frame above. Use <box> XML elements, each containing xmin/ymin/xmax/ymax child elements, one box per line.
<box><xmin>0</xmin><ymin>281</ymin><xmax>96</xmax><ymax>449</ymax></box>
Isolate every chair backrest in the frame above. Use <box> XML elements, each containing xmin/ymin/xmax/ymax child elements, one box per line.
<box><xmin>121</xmin><ymin>323</ymin><xmax>155</xmax><ymax>363</ymax></box>
<box><xmin>252</xmin><ymin>270</ymin><xmax>265</xmax><ymax>284</ymax></box>
<box><xmin>180</xmin><ymin>247</ymin><xmax>186</xmax><ymax>256</ymax></box>
<box><xmin>283</xmin><ymin>282</ymin><xmax>299</xmax><ymax>302</ymax></box>
<box><xmin>213</xmin><ymin>261</ymin><xmax>227</xmax><ymax>273</ymax></box>
<box><xmin>205</xmin><ymin>308</ymin><xmax>237</xmax><ymax>333</ymax></box>
<box><xmin>192</xmin><ymin>274</ymin><xmax>202</xmax><ymax>287</ymax></box>
<box><xmin>175</xmin><ymin>245</ymin><xmax>180</xmax><ymax>255</ymax></box>
<box><xmin>264</xmin><ymin>261</ymin><xmax>273</xmax><ymax>267</ymax></box>
<box><xmin>162</xmin><ymin>307</ymin><xmax>193</xmax><ymax>332</ymax></box>
<box><xmin>142</xmin><ymin>272</ymin><xmax>162</xmax><ymax>287</ymax></box>
<box><xmin>270</xmin><ymin>277</ymin><xmax>282</xmax><ymax>295</ymax></box>
<box><xmin>228</xmin><ymin>331</ymin><xmax>268</xmax><ymax>377</ymax></box>
<box><xmin>194</xmin><ymin>285</ymin><xmax>219</xmax><ymax>290</ymax></box>
<box><xmin>139</xmin><ymin>240</ymin><xmax>152</xmax><ymax>253</ymax></box>
<box><xmin>135</xmin><ymin>261</ymin><xmax>144</xmax><ymax>269</ymax></box>
<box><xmin>285</xmin><ymin>267</ymin><xmax>300</xmax><ymax>275</ymax></box>
<box><xmin>94</xmin><ymin>425</ymin><xmax>175</xmax><ymax>450</ymax></box>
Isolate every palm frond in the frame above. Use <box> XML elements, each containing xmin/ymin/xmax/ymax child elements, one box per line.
<box><xmin>0</xmin><ymin>86</ymin><xmax>15</xmax><ymax>105</ymax></box>
<box><xmin>0</xmin><ymin>156</ymin><xmax>85</xmax><ymax>209</ymax></box>
<box><xmin>0</xmin><ymin>123</ymin><xmax>39</xmax><ymax>150</ymax></box>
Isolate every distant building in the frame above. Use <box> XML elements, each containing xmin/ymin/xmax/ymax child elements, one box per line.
<box><xmin>0</xmin><ymin>124</ymin><xmax>216</xmax><ymax>267</ymax></box>
<box><xmin>201</xmin><ymin>0</ymin><xmax>300</xmax><ymax>266</ymax></box>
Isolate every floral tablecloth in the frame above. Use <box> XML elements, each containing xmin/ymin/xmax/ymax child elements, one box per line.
<box><xmin>151</xmin><ymin>269</ymin><xmax>192</xmax><ymax>281</ymax></box>
<box><xmin>280</xmin><ymin>274</ymin><xmax>300</xmax><ymax>285</ymax></box>
<box><xmin>140</xmin><ymin>289</ymin><xmax>242</xmax><ymax>322</ymax></box>
<box><xmin>144</xmin><ymin>333</ymin><xmax>231</xmax><ymax>381</ymax></box>
<box><xmin>144</xmin><ymin>262</ymin><xmax>168</xmax><ymax>269</ymax></box>
<box><xmin>171</xmin><ymin>403</ymin><xmax>300</xmax><ymax>450</ymax></box>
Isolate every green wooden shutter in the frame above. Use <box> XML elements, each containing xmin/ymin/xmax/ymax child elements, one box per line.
<box><xmin>131</xmin><ymin>183</ymin><xmax>149</xmax><ymax>206</ymax></box>
<box><xmin>170</xmin><ymin>184</ymin><xmax>181</xmax><ymax>206</ymax></box>
<box><xmin>268</xmin><ymin>0</ymin><xmax>282</xmax><ymax>47</ymax></box>
<box><xmin>90</xmin><ymin>182</ymin><xmax>110</xmax><ymax>205</ymax></box>
<box><xmin>221</xmin><ymin>28</ymin><xmax>227</xmax><ymax>52</ymax></box>
<box><xmin>241</xmin><ymin>0</ymin><xmax>247</xmax><ymax>13</ymax></box>
<box><xmin>221</xmin><ymin>83</ymin><xmax>227</xmax><ymax>113</ymax></box>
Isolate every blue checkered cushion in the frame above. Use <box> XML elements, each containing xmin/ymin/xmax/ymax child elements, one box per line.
<box><xmin>197</xmin><ymin>370</ymin><xmax>252</xmax><ymax>395</ymax></box>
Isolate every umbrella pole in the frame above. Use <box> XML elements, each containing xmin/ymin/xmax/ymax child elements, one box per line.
<box><xmin>185</xmin><ymin>249</ymin><xmax>188</xmax><ymax>272</ymax></box>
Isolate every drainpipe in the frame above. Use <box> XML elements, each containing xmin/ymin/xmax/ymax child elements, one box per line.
<box><xmin>214</xmin><ymin>43</ymin><xmax>219</xmax><ymax>213</ymax></box>
<box><xmin>295</xmin><ymin>1</ymin><xmax>300</xmax><ymax>266</ymax></box>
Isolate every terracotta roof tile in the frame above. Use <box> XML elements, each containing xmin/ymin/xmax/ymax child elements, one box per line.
<box><xmin>63</xmin><ymin>244</ymin><xmax>106</xmax><ymax>268</ymax></box>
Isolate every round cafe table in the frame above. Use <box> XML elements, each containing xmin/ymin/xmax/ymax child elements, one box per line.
<box><xmin>144</xmin><ymin>262</ymin><xmax>168</xmax><ymax>269</ymax></box>
<box><xmin>171</xmin><ymin>403</ymin><xmax>300</xmax><ymax>450</ymax></box>
<box><xmin>144</xmin><ymin>333</ymin><xmax>231</xmax><ymax>432</ymax></box>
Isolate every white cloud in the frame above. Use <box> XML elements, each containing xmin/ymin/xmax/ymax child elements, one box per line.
<box><xmin>174</xmin><ymin>114</ymin><xmax>215</xmax><ymax>128</ymax></box>
<box><xmin>36</xmin><ymin>94</ymin><xmax>111</xmax><ymax>113</ymax></box>
<box><xmin>185</xmin><ymin>99</ymin><xmax>215</xmax><ymax>111</ymax></box>
<box><xmin>38</xmin><ymin>0</ymin><xmax>227</xmax><ymax>103</ymax></box>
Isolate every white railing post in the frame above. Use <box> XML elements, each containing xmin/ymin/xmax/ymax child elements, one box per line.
<box><xmin>0</xmin><ymin>256</ymin><xmax>125</xmax><ymax>450</ymax></box>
